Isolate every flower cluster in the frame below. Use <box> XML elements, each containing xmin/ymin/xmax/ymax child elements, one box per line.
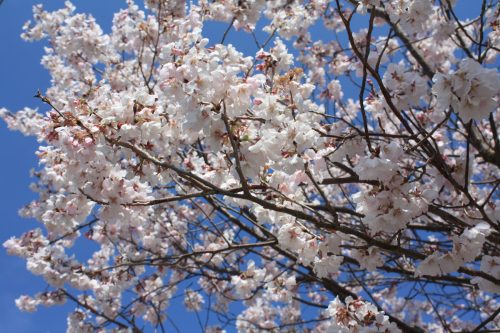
<box><xmin>433</xmin><ymin>59</ymin><xmax>500</xmax><ymax>122</ymax></box>
<box><xmin>353</xmin><ymin>142</ymin><xmax>432</xmax><ymax>233</ymax></box>
<box><xmin>416</xmin><ymin>223</ymin><xmax>491</xmax><ymax>277</ymax></box>
<box><xmin>319</xmin><ymin>297</ymin><xmax>402</xmax><ymax>333</ymax></box>
<box><xmin>1</xmin><ymin>0</ymin><xmax>499</xmax><ymax>332</ymax></box>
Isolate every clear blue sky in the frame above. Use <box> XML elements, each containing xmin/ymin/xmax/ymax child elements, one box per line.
<box><xmin>0</xmin><ymin>1</ymin><xmax>483</xmax><ymax>332</ymax></box>
<box><xmin>0</xmin><ymin>1</ymin><xmax>134</xmax><ymax>332</ymax></box>
<box><xmin>0</xmin><ymin>1</ymin><xmax>253</xmax><ymax>331</ymax></box>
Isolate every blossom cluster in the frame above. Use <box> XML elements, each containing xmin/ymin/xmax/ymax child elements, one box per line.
<box><xmin>433</xmin><ymin>58</ymin><xmax>500</xmax><ymax>122</ymax></box>
<box><xmin>1</xmin><ymin>0</ymin><xmax>499</xmax><ymax>332</ymax></box>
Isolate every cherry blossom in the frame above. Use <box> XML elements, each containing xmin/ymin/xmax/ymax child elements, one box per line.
<box><xmin>1</xmin><ymin>0</ymin><xmax>499</xmax><ymax>332</ymax></box>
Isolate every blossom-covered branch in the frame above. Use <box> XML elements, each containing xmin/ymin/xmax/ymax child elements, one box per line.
<box><xmin>1</xmin><ymin>0</ymin><xmax>499</xmax><ymax>332</ymax></box>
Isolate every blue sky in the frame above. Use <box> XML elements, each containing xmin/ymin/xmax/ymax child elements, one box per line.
<box><xmin>0</xmin><ymin>1</ymin><xmax>252</xmax><ymax>331</ymax></box>
<box><xmin>0</xmin><ymin>1</ymin><xmax>131</xmax><ymax>332</ymax></box>
<box><xmin>0</xmin><ymin>0</ymin><xmax>485</xmax><ymax>332</ymax></box>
